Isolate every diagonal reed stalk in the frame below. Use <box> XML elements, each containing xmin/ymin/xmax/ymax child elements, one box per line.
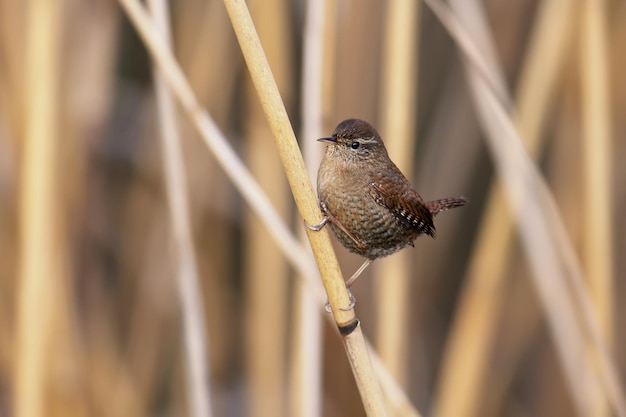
<box><xmin>117</xmin><ymin>0</ymin><xmax>323</xmax><ymax>300</ymax></box>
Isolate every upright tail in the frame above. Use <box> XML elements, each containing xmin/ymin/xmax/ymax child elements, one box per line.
<box><xmin>427</xmin><ymin>197</ymin><xmax>468</xmax><ymax>216</ymax></box>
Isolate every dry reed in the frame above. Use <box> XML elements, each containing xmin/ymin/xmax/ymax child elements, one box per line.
<box><xmin>3</xmin><ymin>1</ymin><xmax>625</xmax><ymax>417</ymax></box>
<box><xmin>374</xmin><ymin>0</ymin><xmax>420</xmax><ymax>387</ymax></box>
<box><xmin>15</xmin><ymin>3</ymin><xmax>61</xmax><ymax>417</ymax></box>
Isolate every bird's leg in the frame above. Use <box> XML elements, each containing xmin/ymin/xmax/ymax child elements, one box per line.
<box><xmin>345</xmin><ymin>259</ymin><xmax>373</xmax><ymax>289</ymax></box>
<box><xmin>305</xmin><ymin>201</ymin><xmax>367</xmax><ymax>250</ymax></box>
<box><xmin>335</xmin><ymin>259</ymin><xmax>373</xmax><ymax>311</ymax></box>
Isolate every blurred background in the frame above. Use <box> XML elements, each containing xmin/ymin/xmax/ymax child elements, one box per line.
<box><xmin>1</xmin><ymin>0</ymin><xmax>625</xmax><ymax>416</ymax></box>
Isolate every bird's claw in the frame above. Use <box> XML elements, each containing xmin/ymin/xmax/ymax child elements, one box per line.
<box><xmin>324</xmin><ymin>288</ymin><xmax>356</xmax><ymax>312</ymax></box>
<box><xmin>315</xmin><ymin>201</ymin><xmax>367</xmax><ymax>250</ymax></box>
<box><xmin>340</xmin><ymin>290</ymin><xmax>356</xmax><ymax>311</ymax></box>
<box><xmin>304</xmin><ymin>200</ymin><xmax>332</xmax><ymax>231</ymax></box>
<box><xmin>304</xmin><ymin>216</ymin><xmax>329</xmax><ymax>231</ymax></box>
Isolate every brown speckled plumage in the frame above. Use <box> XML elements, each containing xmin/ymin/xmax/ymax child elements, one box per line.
<box><xmin>316</xmin><ymin>118</ymin><xmax>467</xmax><ymax>261</ymax></box>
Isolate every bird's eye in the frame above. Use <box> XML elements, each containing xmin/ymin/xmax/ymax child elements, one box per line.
<box><xmin>351</xmin><ymin>141</ymin><xmax>360</xmax><ymax>149</ymax></box>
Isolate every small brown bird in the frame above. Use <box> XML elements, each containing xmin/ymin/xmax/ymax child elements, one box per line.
<box><xmin>307</xmin><ymin>119</ymin><xmax>467</xmax><ymax>308</ymax></box>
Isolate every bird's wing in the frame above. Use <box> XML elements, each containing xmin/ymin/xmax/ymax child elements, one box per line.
<box><xmin>369</xmin><ymin>180</ymin><xmax>436</xmax><ymax>237</ymax></box>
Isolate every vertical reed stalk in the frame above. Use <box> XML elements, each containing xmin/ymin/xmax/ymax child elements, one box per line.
<box><xmin>243</xmin><ymin>0</ymin><xmax>292</xmax><ymax>414</ymax></box>
<box><xmin>15</xmin><ymin>1</ymin><xmax>61</xmax><ymax>417</ymax></box>
<box><xmin>375</xmin><ymin>0</ymin><xmax>420</xmax><ymax>386</ymax></box>
<box><xmin>289</xmin><ymin>0</ymin><xmax>328</xmax><ymax>415</ymax></box>
<box><xmin>581</xmin><ymin>1</ymin><xmax>614</xmax><ymax>415</ymax></box>
<box><xmin>148</xmin><ymin>1</ymin><xmax>213</xmax><ymax>416</ymax></box>
<box><xmin>580</xmin><ymin>0</ymin><xmax>614</xmax><ymax>351</ymax></box>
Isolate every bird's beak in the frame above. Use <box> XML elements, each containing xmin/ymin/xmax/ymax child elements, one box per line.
<box><xmin>317</xmin><ymin>136</ymin><xmax>336</xmax><ymax>143</ymax></box>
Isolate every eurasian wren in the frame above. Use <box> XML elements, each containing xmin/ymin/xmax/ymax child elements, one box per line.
<box><xmin>308</xmin><ymin>118</ymin><xmax>467</xmax><ymax>300</ymax></box>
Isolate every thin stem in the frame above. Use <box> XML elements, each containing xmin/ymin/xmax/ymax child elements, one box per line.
<box><xmin>147</xmin><ymin>0</ymin><xmax>213</xmax><ymax>416</ymax></box>
<box><xmin>290</xmin><ymin>0</ymin><xmax>328</xmax><ymax>415</ymax></box>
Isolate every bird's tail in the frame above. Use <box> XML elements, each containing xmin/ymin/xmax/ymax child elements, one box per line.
<box><xmin>427</xmin><ymin>197</ymin><xmax>468</xmax><ymax>216</ymax></box>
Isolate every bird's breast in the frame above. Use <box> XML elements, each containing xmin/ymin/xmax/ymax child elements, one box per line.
<box><xmin>317</xmin><ymin>161</ymin><xmax>419</xmax><ymax>259</ymax></box>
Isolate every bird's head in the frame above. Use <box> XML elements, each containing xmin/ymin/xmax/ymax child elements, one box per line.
<box><xmin>318</xmin><ymin>118</ymin><xmax>388</xmax><ymax>165</ymax></box>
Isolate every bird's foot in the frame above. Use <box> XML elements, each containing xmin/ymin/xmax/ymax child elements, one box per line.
<box><xmin>305</xmin><ymin>201</ymin><xmax>367</xmax><ymax>250</ymax></box>
<box><xmin>324</xmin><ymin>259</ymin><xmax>373</xmax><ymax>313</ymax></box>
<box><xmin>324</xmin><ymin>288</ymin><xmax>356</xmax><ymax>312</ymax></box>
<box><xmin>304</xmin><ymin>200</ymin><xmax>331</xmax><ymax>231</ymax></box>
<box><xmin>340</xmin><ymin>290</ymin><xmax>356</xmax><ymax>311</ymax></box>
<box><xmin>304</xmin><ymin>216</ymin><xmax>329</xmax><ymax>231</ymax></box>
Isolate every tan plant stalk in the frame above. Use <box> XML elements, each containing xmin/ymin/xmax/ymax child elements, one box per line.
<box><xmin>320</xmin><ymin>1</ymin><xmax>337</xmax><ymax>120</ymax></box>
<box><xmin>147</xmin><ymin>0</ymin><xmax>213</xmax><ymax>416</ymax></box>
<box><xmin>242</xmin><ymin>1</ymin><xmax>292</xmax><ymax>414</ymax></box>
<box><xmin>289</xmin><ymin>0</ymin><xmax>328</xmax><ymax>415</ymax></box>
<box><xmin>369</xmin><ymin>354</ymin><xmax>423</xmax><ymax>417</ymax></box>
<box><xmin>580</xmin><ymin>0</ymin><xmax>614</xmax><ymax>353</ymax></box>
<box><xmin>375</xmin><ymin>0</ymin><xmax>419</xmax><ymax>386</ymax></box>
<box><xmin>15</xmin><ymin>2</ymin><xmax>61</xmax><ymax>417</ymax></box>
<box><xmin>580</xmin><ymin>1</ymin><xmax>615</xmax><ymax>416</ymax></box>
